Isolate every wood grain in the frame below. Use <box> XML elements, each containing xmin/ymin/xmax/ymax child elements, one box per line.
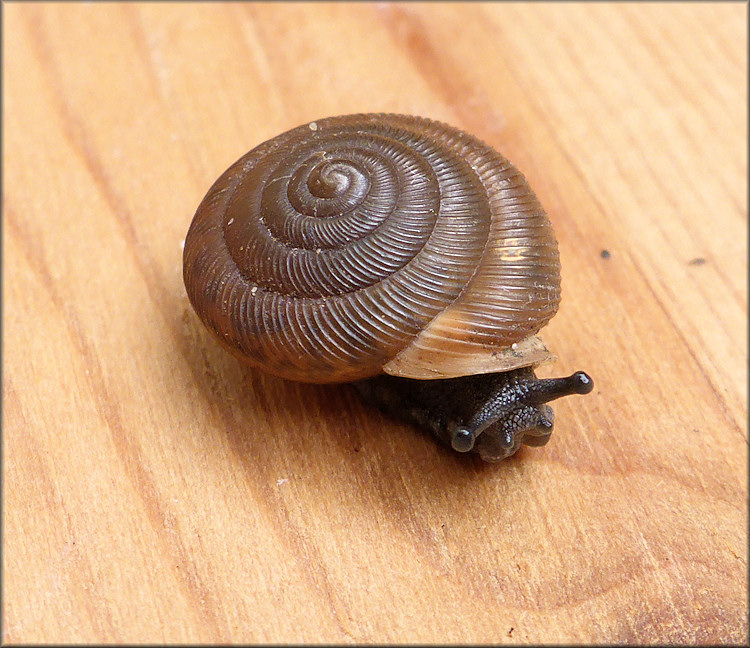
<box><xmin>3</xmin><ymin>2</ymin><xmax>746</xmax><ymax>643</ymax></box>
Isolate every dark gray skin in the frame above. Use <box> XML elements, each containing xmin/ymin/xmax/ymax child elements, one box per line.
<box><xmin>353</xmin><ymin>367</ymin><xmax>593</xmax><ymax>462</ymax></box>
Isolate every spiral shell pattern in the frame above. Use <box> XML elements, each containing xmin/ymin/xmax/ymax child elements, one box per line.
<box><xmin>183</xmin><ymin>114</ymin><xmax>561</xmax><ymax>383</ymax></box>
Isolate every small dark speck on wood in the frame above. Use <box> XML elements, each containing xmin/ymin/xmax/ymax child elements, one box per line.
<box><xmin>688</xmin><ymin>257</ymin><xmax>706</xmax><ymax>266</ymax></box>
<box><xmin>600</xmin><ymin>249</ymin><xmax>611</xmax><ymax>259</ymax></box>
<box><xmin>507</xmin><ymin>627</ymin><xmax>514</xmax><ymax>637</ymax></box>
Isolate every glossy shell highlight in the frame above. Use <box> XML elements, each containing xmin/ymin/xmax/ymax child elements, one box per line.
<box><xmin>183</xmin><ymin>114</ymin><xmax>561</xmax><ymax>383</ymax></box>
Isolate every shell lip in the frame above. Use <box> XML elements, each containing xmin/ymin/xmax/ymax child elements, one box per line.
<box><xmin>382</xmin><ymin>334</ymin><xmax>556</xmax><ymax>380</ymax></box>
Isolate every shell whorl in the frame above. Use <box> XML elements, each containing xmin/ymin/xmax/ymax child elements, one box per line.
<box><xmin>183</xmin><ymin>114</ymin><xmax>561</xmax><ymax>383</ymax></box>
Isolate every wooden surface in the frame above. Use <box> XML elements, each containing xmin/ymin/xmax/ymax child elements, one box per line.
<box><xmin>3</xmin><ymin>2</ymin><xmax>747</xmax><ymax>644</ymax></box>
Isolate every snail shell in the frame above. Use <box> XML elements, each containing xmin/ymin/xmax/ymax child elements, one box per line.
<box><xmin>183</xmin><ymin>114</ymin><xmax>561</xmax><ymax>383</ymax></box>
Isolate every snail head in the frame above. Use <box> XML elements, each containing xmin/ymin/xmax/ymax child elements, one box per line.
<box><xmin>450</xmin><ymin>371</ymin><xmax>593</xmax><ymax>461</ymax></box>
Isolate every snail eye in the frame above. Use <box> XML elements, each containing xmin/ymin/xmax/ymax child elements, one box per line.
<box><xmin>451</xmin><ymin>426</ymin><xmax>476</xmax><ymax>453</ymax></box>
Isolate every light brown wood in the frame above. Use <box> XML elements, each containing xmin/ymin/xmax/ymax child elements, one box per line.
<box><xmin>3</xmin><ymin>2</ymin><xmax>746</xmax><ymax>643</ymax></box>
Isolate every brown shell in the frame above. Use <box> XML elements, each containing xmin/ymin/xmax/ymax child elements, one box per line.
<box><xmin>183</xmin><ymin>114</ymin><xmax>561</xmax><ymax>383</ymax></box>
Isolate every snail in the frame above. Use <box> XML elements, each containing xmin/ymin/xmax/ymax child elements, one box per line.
<box><xmin>183</xmin><ymin>113</ymin><xmax>593</xmax><ymax>462</ymax></box>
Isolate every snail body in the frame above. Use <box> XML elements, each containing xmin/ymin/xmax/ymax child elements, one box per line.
<box><xmin>183</xmin><ymin>114</ymin><xmax>592</xmax><ymax>461</ymax></box>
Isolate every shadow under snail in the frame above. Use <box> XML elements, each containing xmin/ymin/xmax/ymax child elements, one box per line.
<box><xmin>183</xmin><ymin>113</ymin><xmax>593</xmax><ymax>462</ymax></box>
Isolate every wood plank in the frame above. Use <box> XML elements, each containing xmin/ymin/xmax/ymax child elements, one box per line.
<box><xmin>3</xmin><ymin>2</ymin><xmax>746</xmax><ymax>643</ymax></box>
